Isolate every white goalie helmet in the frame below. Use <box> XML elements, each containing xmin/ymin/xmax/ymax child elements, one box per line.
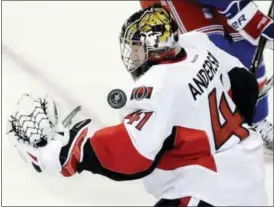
<box><xmin>119</xmin><ymin>4</ymin><xmax>179</xmax><ymax>77</ymax></box>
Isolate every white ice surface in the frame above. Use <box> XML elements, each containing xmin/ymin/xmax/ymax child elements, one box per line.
<box><xmin>2</xmin><ymin>1</ymin><xmax>273</xmax><ymax>206</ymax></box>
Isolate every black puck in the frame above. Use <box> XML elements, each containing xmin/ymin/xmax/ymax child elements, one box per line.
<box><xmin>107</xmin><ymin>89</ymin><xmax>127</xmax><ymax>109</ymax></box>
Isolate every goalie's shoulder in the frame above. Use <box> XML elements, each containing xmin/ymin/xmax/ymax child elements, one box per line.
<box><xmin>178</xmin><ymin>31</ymin><xmax>211</xmax><ymax>48</ymax></box>
<box><xmin>128</xmin><ymin>63</ymin><xmax>191</xmax><ymax>105</ymax></box>
<box><xmin>128</xmin><ymin>66</ymin><xmax>170</xmax><ymax>104</ymax></box>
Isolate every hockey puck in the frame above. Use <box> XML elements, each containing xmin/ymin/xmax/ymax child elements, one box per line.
<box><xmin>107</xmin><ymin>89</ymin><xmax>127</xmax><ymax>109</ymax></box>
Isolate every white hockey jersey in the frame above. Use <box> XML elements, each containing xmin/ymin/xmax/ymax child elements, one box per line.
<box><xmin>40</xmin><ymin>31</ymin><xmax>267</xmax><ymax>205</ymax></box>
<box><xmin>110</xmin><ymin>31</ymin><xmax>267</xmax><ymax>205</ymax></box>
<box><xmin>13</xmin><ymin>31</ymin><xmax>267</xmax><ymax>206</ymax></box>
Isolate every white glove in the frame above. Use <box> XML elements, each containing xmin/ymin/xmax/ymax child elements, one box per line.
<box><xmin>6</xmin><ymin>93</ymin><xmax>82</xmax><ymax>173</ymax></box>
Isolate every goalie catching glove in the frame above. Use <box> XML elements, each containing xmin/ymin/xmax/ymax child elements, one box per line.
<box><xmin>6</xmin><ymin>94</ymin><xmax>92</xmax><ymax>176</ymax></box>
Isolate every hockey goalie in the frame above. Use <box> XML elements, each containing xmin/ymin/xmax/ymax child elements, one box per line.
<box><xmin>140</xmin><ymin>0</ymin><xmax>274</xmax><ymax>154</ymax></box>
<box><xmin>7</xmin><ymin>4</ymin><xmax>268</xmax><ymax>206</ymax></box>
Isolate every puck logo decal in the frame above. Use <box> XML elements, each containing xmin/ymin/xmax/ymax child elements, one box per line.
<box><xmin>107</xmin><ymin>89</ymin><xmax>127</xmax><ymax>109</ymax></box>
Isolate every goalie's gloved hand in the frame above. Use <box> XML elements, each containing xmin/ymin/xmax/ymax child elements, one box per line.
<box><xmin>59</xmin><ymin>118</ymin><xmax>92</xmax><ymax>177</ymax></box>
<box><xmin>6</xmin><ymin>94</ymin><xmax>92</xmax><ymax>176</ymax></box>
<box><xmin>219</xmin><ymin>1</ymin><xmax>274</xmax><ymax>45</ymax></box>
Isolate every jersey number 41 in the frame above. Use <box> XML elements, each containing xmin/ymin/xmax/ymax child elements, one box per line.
<box><xmin>208</xmin><ymin>88</ymin><xmax>249</xmax><ymax>150</ymax></box>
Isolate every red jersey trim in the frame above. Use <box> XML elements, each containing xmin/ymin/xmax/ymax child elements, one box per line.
<box><xmin>157</xmin><ymin>126</ymin><xmax>217</xmax><ymax>172</ymax></box>
<box><xmin>90</xmin><ymin>123</ymin><xmax>153</xmax><ymax>175</ymax></box>
<box><xmin>61</xmin><ymin>128</ymin><xmax>88</xmax><ymax>177</ymax></box>
<box><xmin>158</xmin><ymin>52</ymin><xmax>187</xmax><ymax>65</ymax></box>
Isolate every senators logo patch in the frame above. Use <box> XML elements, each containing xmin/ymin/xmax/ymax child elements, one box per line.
<box><xmin>130</xmin><ymin>86</ymin><xmax>153</xmax><ymax>100</ymax></box>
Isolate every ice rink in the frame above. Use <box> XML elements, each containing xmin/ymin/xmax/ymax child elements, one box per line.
<box><xmin>2</xmin><ymin>1</ymin><xmax>273</xmax><ymax>206</ymax></box>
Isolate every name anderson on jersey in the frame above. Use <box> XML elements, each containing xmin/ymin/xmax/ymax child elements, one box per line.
<box><xmin>189</xmin><ymin>52</ymin><xmax>220</xmax><ymax>101</ymax></box>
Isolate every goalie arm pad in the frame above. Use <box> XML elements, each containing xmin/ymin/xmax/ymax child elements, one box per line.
<box><xmin>77</xmin><ymin>124</ymin><xmax>154</xmax><ymax>180</ymax></box>
<box><xmin>77</xmin><ymin>123</ymin><xmax>172</xmax><ymax>181</ymax></box>
<box><xmin>77</xmin><ymin>82</ymin><xmax>179</xmax><ymax>180</ymax></box>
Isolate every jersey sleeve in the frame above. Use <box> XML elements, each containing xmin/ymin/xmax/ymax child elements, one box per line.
<box><xmin>77</xmin><ymin>76</ymin><xmax>181</xmax><ymax>181</ymax></box>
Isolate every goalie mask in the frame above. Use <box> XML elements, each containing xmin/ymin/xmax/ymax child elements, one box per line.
<box><xmin>119</xmin><ymin>4</ymin><xmax>179</xmax><ymax>78</ymax></box>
